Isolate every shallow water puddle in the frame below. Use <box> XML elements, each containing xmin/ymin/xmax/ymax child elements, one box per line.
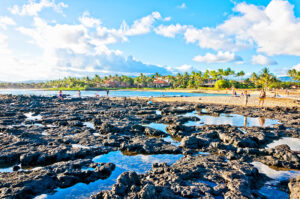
<box><xmin>252</xmin><ymin>161</ymin><xmax>300</xmax><ymax>199</ymax></box>
<box><xmin>93</xmin><ymin>151</ymin><xmax>183</xmax><ymax>173</ymax></box>
<box><xmin>41</xmin><ymin>132</ymin><xmax>49</xmax><ymax>136</ymax></box>
<box><xmin>41</xmin><ymin>151</ymin><xmax>183</xmax><ymax>199</ymax></box>
<box><xmin>0</xmin><ymin>164</ymin><xmax>42</xmax><ymax>173</ymax></box>
<box><xmin>0</xmin><ymin>166</ymin><xmax>13</xmax><ymax>172</ymax></box>
<box><xmin>252</xmin><ymin>161</ymin><xmax>300</xmax><ymax>181</ymax></box>
<box><xmin>197</xmin><ymin>180</ymin><xmax>217</xmax><ymax>187</ymax></box>
<box><xmin>72</xmin><ymin>144</ymin><xmax>90</xmax><ymax>149</ymax></box>
<box><xmin>24</xmin><ymin>112</ymin><xmax>42</xmax><ymax>120</ymax></box>
<box><xmin>183</xmin><ymin>111</ymin><xmax>280</xmax><ymax>127</ymax></box>
<box><xmin>266</xmin><ymin>137</ymin><xmax>300</xmax><ymax>151</ymax></box>
<box><xmin>144</xmin><ymin>123</ymin><xmax>181</xmax><ymax>146</ymax></box>
<box><xmin>83</xmin><ymin>122</ymin><xmax>95</xmax><ymax>130</ymax></box>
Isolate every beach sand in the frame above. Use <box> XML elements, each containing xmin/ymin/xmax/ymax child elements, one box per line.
<box><xmin>150</xmin><ymin>96</ymin><xmax>300</xmax><ymax>108</ymax></box>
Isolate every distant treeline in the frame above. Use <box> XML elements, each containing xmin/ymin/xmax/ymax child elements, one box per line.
<box><xmin>1</xmin><ymin>67</ymin><xmax>299</xmax><ymax>90</ymax></box>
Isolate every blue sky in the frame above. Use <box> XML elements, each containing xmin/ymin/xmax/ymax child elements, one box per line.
<box><xmin>0</xmin><ymin>0</ymin><xmax>300</xmax><ymax>81</ymax></box>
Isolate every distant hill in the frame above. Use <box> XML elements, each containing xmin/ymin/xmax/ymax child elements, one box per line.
<box><xmin>278</xmin><ymin>76</ymin><xmax>293</xmax><ymax>82</ymax></box>
<box><xmin>0</xmin><ymin>80</ymin><xmax>46</xmax><ymax>84</ymax></box>
<box><xmin>18</xmin><ymin>80</ymin><xmax>46</xmax><ymax>83</ymax></box>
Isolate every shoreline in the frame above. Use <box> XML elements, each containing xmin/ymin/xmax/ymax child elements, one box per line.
<box><xmin>1</xmin><ymin>88</ymin><xmax>299</xmax><ymax>108</ymax></box>
<box><xmin>137</xmin><ymin>95</ymin><xmax>300</xmax><ymax>108</ymax></box>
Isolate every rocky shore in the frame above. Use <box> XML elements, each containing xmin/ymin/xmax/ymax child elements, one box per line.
<box><xmin>0</xmin><ymin>94</ymin><xmax>299</xmax><ymax>199</ymax></box>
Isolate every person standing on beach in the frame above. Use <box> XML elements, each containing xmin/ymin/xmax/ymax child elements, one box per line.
<box><xmin>106</xmin><ymin>90</ymin><xmax>109</xmax><ymax>97</ymax></box>
<box><xmin>58</xmin><ymin>90</ymin><xmax>63</xmax><ymax>100</ymax></box>
<box><xmin>244</xmin><ymin>90</ymin><xmax>248</xmax><ymax>107</ymax></box>
<box><xmin>78</xmin><ymin>90</ymin><xmax>81</xmax><ymax>98</ymax></box>
<box><xmin>232</xmin><ymin>87</ymin><xmax>235</xmax><ymax>97</ymax></box>
<box><xmin>258</xmin><ymin>89</ymin><xmax>266</xmax><ymax>107</ymax></box>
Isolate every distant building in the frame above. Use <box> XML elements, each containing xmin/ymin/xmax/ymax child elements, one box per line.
<box><xmin>201</xmin><ymin>80</ymin><xmax>216</xmax><ymax>87</ymax></box>
<box><xmin>103</xmin><ymin>80</ymin><xmax>119</xmax><ymax>88</ymax></box>
<box><xmin>153</xmin><ymin>77</ymin><xmax>169</xmax><ymax>88</ymax></box>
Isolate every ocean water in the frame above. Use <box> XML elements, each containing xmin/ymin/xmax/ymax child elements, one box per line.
<box><xmin>0</xmin><ymin>89</ymin><xmax>228</xmax><ymax>98</ymax></box>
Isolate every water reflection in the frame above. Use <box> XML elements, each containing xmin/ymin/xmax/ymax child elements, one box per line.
<box><xmin>144</xmin><ymin>123</ymin><xmax>181</xmax><ymax>146</ymax></box>
<box><xmin>83</xmin><ymin>122</ymin><xmax>95</xmax><ymax>130</ymax></box>
<box><xmin>93</xmin><ymin>151</ymin><xmax>183</xmax><ymax>173</ymax></box>
<box><xmin>252</xmin><ymin>161</ymin><xmax>300</xmax><ymax>199</ymax></box>
<box><xmin>43</xmin><ymin>151</ymin><xmax>182</xmax><ymax>199</ymax></box>
<box><xmin>184</xmin><ymin>111</ymin><xmax>279</xmax><ymax>127</ymax></box>
<box><xmin>0</xmin><ymin>166</ymin><xmax>13</xmax><ymax>173</ymax></box>
<box><xmin>24</xmin><ymin>112</ymin><xmax>42</xmax><ymax>120</ymax></box>
<box><xmin>155</xmin><ymin>110</ymin><xmax>162</xmax><ymax>115</ymax></box>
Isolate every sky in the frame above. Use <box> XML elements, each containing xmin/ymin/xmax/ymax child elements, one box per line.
<box><xmin>1</xmin><ymin>0</ymin><xmax>300</xmax><ymax>82</ymax></box>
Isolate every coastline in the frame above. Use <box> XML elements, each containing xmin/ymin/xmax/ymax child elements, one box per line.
<box><xmin>153</xmin><ymin>96</ymin><xmax>300</xmax><ymax>108</ymax></box>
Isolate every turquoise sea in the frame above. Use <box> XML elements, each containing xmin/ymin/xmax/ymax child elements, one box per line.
<box><xmin>0</xmin><ymin>89</ymin><xmax>229</xmax><ymax>97</ymax></box>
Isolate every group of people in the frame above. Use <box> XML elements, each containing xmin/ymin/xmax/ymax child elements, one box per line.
<box><xmin>232</xmin><ymin>88</ymin><xmax>266</xmax><ymax>107</ymax></box>
<box><xmin>58</xmin><ymin>89</ymin><xmax>110</xmax><ymax>100</ymax></box>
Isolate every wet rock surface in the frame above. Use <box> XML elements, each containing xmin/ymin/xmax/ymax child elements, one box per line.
<box><xmin>0</xmin><ymin>159</ymin><xmax>115</xmax><ymax>199</ymax></box>
<box><xmin>289</xmin><ymin>175</ymin><xmax>300</xmax><ymax>199</ymax></box>
<box><xmin>0</xmin><ymin>95</ymin><xmax>299</xmax><ymax>198</ymax></box>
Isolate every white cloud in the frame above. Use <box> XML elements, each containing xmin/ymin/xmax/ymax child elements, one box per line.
<box><xmin>154</xmin><ymin>24</ymin><xmax>187</xmax><ymax>38</ymax></box>
<box><xmin>178</xmin><ymin>3</ymin><xmax>186</xmax><ymax>9</ymax></box>
<box><xmin>3</xmin><ymin>11</ymin><xmax>169</xmax><ymax>81</ymax></box>
<box><xmin>252</xmin><ymin>55</ymin><xmax>277</xmax><ymax>65</ymax></box>
<box><xmin>0</xmin><ymin>31</ymin><xmax>57</xmax><ymax>81</ymax></box>
<box><xmin>184</xmin><ymin>27</ymin><xmax>247</xmax><ymax>51</ymax></box>
<box><xmin>169</xmin><ymin>0</ymin><xmax>300</xmax><ymax>56</ymax></box>
<box><xmin>164</xmin><ymin>17</ymin><xmax>171</xmax><ymax>21</ymax></box>
<box><xmin>293</xmin><ymin>63</ymin><xmax>300</xmax><ymax>71</ymax></box>
<box><xmin>79</xmin><ymin>12</ymin><xmax>101</xmax><ymax>28</ymax></box>
<box><xmin>18</xmin><ymin>17</ymin><xmax>90</xmax><ymax>54</ymax></box>
<box><xmin>175</xmin><ymin>64</ymin><xmax>193</xmax><ymax>72</ymax></box>
<box><xmin>9</xmin><ymin>0</ymin><xmax>68</xmax><ymax>16</ymax></box>
<box><xmin>0</xmin><ymin>16</ymin><xmax>16</xmax><ymax>30</ymax></box>
<box><xmin>0</xmin><ymin>32</ymin><xmax>10</xmax><ymax>54</ymax></box>
<box><xmin>193</xmin><ymin>51</ymin><xmax>243</xmax><ymax>63</ymax></box>
<box><xmin>123</xmin><ymin>11</ymin><xmax>161</xmax><ymax>36</ymax></box>
<box><xmin>91</xmin><ymin>11</ymin><xmax>162</xmax><ymax>48</ymax></box>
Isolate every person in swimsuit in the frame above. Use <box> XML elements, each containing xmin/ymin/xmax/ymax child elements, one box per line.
<box><xmin>244</xmin><ymin>90</ymin><xmax>249</xmax><ymax>107</ymax></box>
<box><xmin>258</xmin><ymin>89</ymin><xmax>266</xmax><ymax>107</ymax></box>
<box><xmin>58</xmin><ymin>90</ymin><xmax>63</xmax><ymax>100</ymax></box>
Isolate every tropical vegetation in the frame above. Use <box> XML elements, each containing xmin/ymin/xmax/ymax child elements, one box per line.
<box><xmin>0</xmin><ymin>67</ymin><xmax>299</xmax><ymax>90</ymax></box>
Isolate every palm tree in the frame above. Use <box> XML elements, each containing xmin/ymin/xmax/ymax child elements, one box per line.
<box><xmin>258</xmin><ymin>67</ymin><xmax>277</xmax><ymax>88</ymax></box>
<box><xmin>236</xmin><ymin>70</ymin><xmax>245</xmax><ymax>81</ymax></box>
<box><xmin>209</xmin><ymin>70</ymin><xmax>219</xmax><ymax>81</ymax></box>
<box><xmin>218</xmin><ymin>69</ymin><xmax>224</xmax><ymax>80</ymax></box>
<box><xmin>288</xmin><ymin>69</ymin><xmax>300</xmax><ymax>81</ymax></box>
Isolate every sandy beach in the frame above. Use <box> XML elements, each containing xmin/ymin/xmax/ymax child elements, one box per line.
<box><xmin>150</xmin><ymin>95</ymin><xmax>300</xmax><ymax>108</ymax></box>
